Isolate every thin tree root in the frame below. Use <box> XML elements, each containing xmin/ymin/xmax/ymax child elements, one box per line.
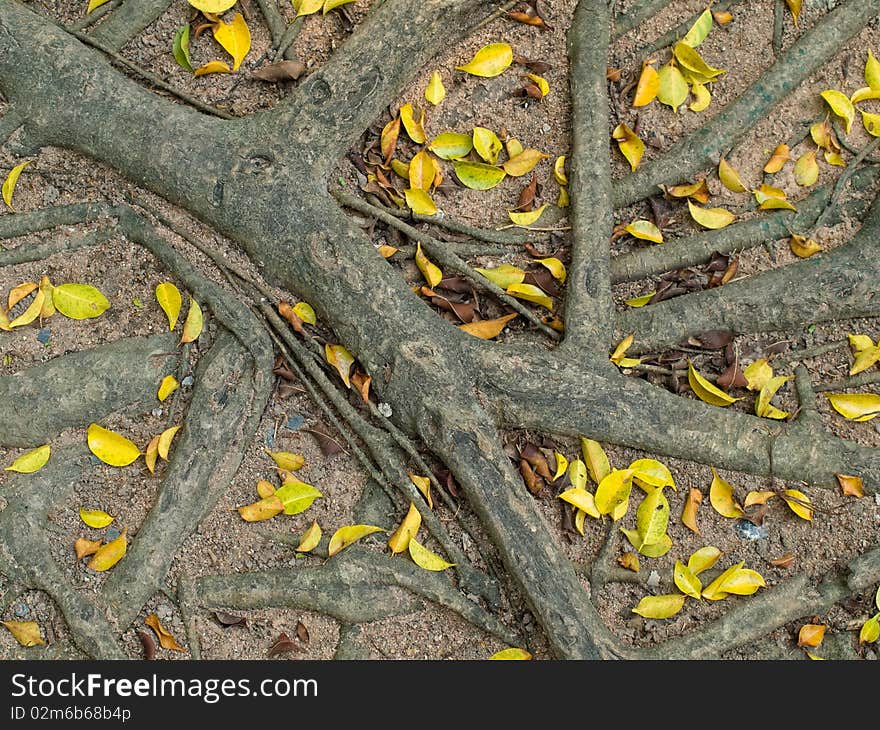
<box><xmin>814</xmin><ymin>371</ymin><xmax>880</xmax><ymax>393</ymax></box>
<box><xmin>177</xmin><ymin>574</ymin><xmax>202</xmax><ymax>660</ymax></box>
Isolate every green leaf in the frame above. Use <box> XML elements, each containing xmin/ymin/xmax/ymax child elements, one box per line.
<box><xmin>681</xmin><ymin>8</ymin><xmax>713</xmax><ymax>47</ymax></box>
<box><xmin>172</xmin><ymin>25</ymin><xmax>193</xmax><ymax>72</ymax></box>
<box><xmin>428</xmin><ymin>132</ymin><xmax>474</xmax><ymax>160</ymax></box>
<box><xmin>632</xmin><ymin>594</ymin><xmax>686</xmax><ymax>619</ymax></box>
<box><xmin>274</xmin><ymin>480</ymin><xmax>322</xmax><ymax>515</ymax></box>
<box><xmin>453</xmin><ymin>161</ymin><xmax>506</xmax><ymax>190</ymax></box>
<box><xmin>52</xmin><ymin>284</ymin><xmax>110</xmax><ymax>320</ymax></box>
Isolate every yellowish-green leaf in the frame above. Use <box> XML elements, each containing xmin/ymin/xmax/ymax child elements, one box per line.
<box><xmin>794</xmin><ymin>149</ymin><xmax>819</xmax><ymax>186</ymax></box>
<box><xmin>155</xmin><ymin>282</ymin><xmax>182</xmax><ymax>331</ymax></box>
<box><xmin>633</xmin><ymin>62</ymin><xmax>659</xmax><ymax>107</ymax></box>
<box><xmin>682</xmin><ymin>7</ymin><xmax>713</xmax><ymax>47</ymax></box>
<box><xmin>701</xmin><ymin>560</ymin><xmax>744</xmax><ymax>600</ymax></box>
<box><xmin>709</xmin><ymin>466</ymin><xmax>744</xmax><ymax>518</ymax></box>
<box><xmin>634</xmin><ymin>487</ymin><xmax>670</xmax><ymax>545</ymax></box>
<box><xmin>490</xmin><ymin>647</ymin><xmax>532</xmax><ymax>660</ymax></box>
<box><xmin>612</xmin><ymin>123</ymin><xmax>644</xmax><ymax>171</ymax></box>
<box><xmin>860</xmin><ymin>614</ymin><xmax>880</xmax><ymax>644</ymax></box>
<box><xmin>473</xmin><ymin>127</ymin><xmax>503</xmax><ymax>164</ymax></box>
<box><xmin>557</xmin><ymin>187</ymin><xmax>569</xmax><ymax>208</ymax></box>
<box><xmin>328</xmin><ymin>524</ymin><xmax>386</xmax><ymax>556</ymax></box>
<box><xmin>743</xmin><ymin>358</ymin><xmax>773</xmax><ymax>391</ymax></box>
<box><xmin>296</xmin><ymin>521</ymin><xmax>322</xmax><ymax>552</ymax></box>
<box><xmin>688</xmin><ymin>545</ymin><xmax>722</xmax><ymax>575</ymax></box>
<box><xmin>87</xmin><ymin>423</ymin><xmax>140</xmax><ymax>467</ymax></box>
<box><xmin>180</xmin><ymin>298</ymin><xmax>203</xmax><ymax>344</ymax></box>
<box><xmin>194</xmin><ymin>60</ymin><xmax>232</xmax><ymax>76</ymax></box>
<box><xmin>825</xmin><ymin>392</ymin><xmax>880</xmax><ymax>421</ymax></box>
<box><xmin>388</xmin><ymin>502</ymin><xmax>422</xmax><ymax>555</ymax></box>
<box><xmin>425</xmin><ymin>70</ymin><xmax>446</xmax><ymax>105</ymax></box>
<box><xmin>456</xmin><ymin>42</ymin><xmax>513</xmax><ymax>78</ymax></box>
<box><xmin>265</xmin><ymin>450</ymin><xmax>305</xmax><ymax>472</ymax></box>
<box><xmin>506</xmin><ymin>282</ymin><xmax>553</xmax><ymax>310</ymax></box>
<box><xmin>2</xmin><ymin>160</ymin><xmax>32</xmax><ymax>211</ymax></box>
<box><xmin>508</xmin><ymin>205</ymin><xmax>547</xmax><ymax>226</ymax></box>
<box><xmin>212</xmin><ymin>13</ymin><xmax>250</xmax><ymax>72</ymax></box>
<box><xmin>256</xmin><ymin>480</ymin><xmax>276</xmax><ymax>499</ymax></box>
<box><xmin>474</xmin><ymin>264</ymin><xmax>525</xmax><ymax>289</ymax></box>
<box><xmin>399</xmin><ymin>103</ymin><xmax>426</xmax><ymax>144</ymax></box>
<box><xmin>453</xmin><ymin>160</ymin><xmax>506</xmax><ymax>190</ymax></box>
<box><xmin>595</xmin><ymin>468</ymin><xmax>634</xmax><ymax>519</ymax></box>
<box><xmin>157</xmin><ymin>375</ymin><xmax>179</xmax><ymax>402</ymax></box>
<box><xmin>294</xmin><ymin>0</ymin><xmax>323</xmax><ymax>16</ymax></box>
<box><xmin>506</xmin><ymin>138</ymin><xmax>524</xmax><ymax>158</ymax></box>
<box><xmin>673</xmin><ymin>42</ymin><xmax>725</xmax><ymax>80</ymax></box>
<box><xmin>5</xmin><ymin>444</ymin><xmax>50</xmax><ymax>474</ymax></box>
<box><xmin>657</xmin><ymin>61</ymin><xmax>689</xmax><ymax>111</ymax></box>
<box><xmin>621</xmin><ymin>528</ymin><xmax>673</xmax><ymax>557</ymax></box>
<box><xmin>580</xmin><ymin>437</ymin><xmax>611</xmax><ymax>485</ymax></box>
<box><xmin>625</xmin><ymin>291</ymin><xmax>655</xmax><ymax>307</ymax></box>
<box><xmin>687</xmin><ymin>200</ymin><xmax>735</xmax><ymax>229</ymax></box>
<box><xmin>457</xmin><ymin>312</ymin><xmax>518</xmax><ymax>340</ymax></box>
<box><xmin>80</xmin><ymin>508</ymin><xmax>114</xmax><ymax>529</ymax></box>
<box><xmin>187</xmin><ymin>0</ymin><xmax>236</xmax><ymax>12</ymax></box>
<box><xmin>689</xmin><ymin>81</ymin><xmax>711</xmax><ymax>112</ymax></box>
<box><xmin>629</xmin><ymin>458</ymin><xmax>675</xmax><ymax>491</ymax></box>
<box><xmin>87</xmin><ymin>529</ymin><xmax>127</xmax><ymax>571</ymax></box>
<box><xmin>502</xmin><ymin>149</ymin><xmax>550</xmax><ymax>177</ymax></box>
<box><xmin>824</xmin><ymin>150</ymin><xmax>847</xmax><ymax>167</ymax></box>
<box><xmin>325</xmin><ymin>343</ymin><xmax>355</xmax><ymax>388</ymax></box>
<box><xmin>52</xmin><ymin>283</ymin><xmax>110</xmax><ymax>320</ymax></box>
<box><xmin>323</xmin><ymin>0</ymin><xmax>356</xmax><ymax>13</ymax></box>
<box><xmin>415</xmin><ymin>241</ymin><xmax>443</xmax><ymax>287</ymax></box>
<box><xmin>821</xmin><ymin>90</ymin><xmax>855</xmax><ymax>135</ymax></box>
<box><xmin>552</xmin><ymin>451</ymin><xmax>568</xmax><ymax>481</ymax></box>
<box><xmin>756</xmin><ymin>375</ymin><xmax>793</xmax><ymax>420</ymax></box>
<box><xmin>674</xmin><ymin>560</ymin><xmax>703</xmax><ymax>599</ymax></box>
<box><xmin>428</xmin><ymin>132</ymin><xmax>473</xmax><ymax>160</ymax></box>
<box><xmin>718</xmin><ymin>157</ymin><xmax>747</xmax><ymax>192</ymax></box>
<box><xmin>632</xmin><ymin>593</ymin><xmax>686</xmax><ymax>619</ymax></box>
<box><xmin>861</xmin><ymin>110</ymin><xmax>880</xmax><ymax>137</ymax></box>
<box><xmin>558</xmin><ymin>488</ymin><xmax>600</xmax><ymax>519</ymax></box>
<box><xmin>292</xmin><ymin>302</ymin><xmax>316</xmax><ymax>325</ymax></box>
<box><xmin>238</xmin><ymin>495</ymin><xmax>284</xmax><ymax>522</ymax></box>
<box><xmin>782</xmin><ymin>488</ymin><xmax>812</xmax><ymax>521</ymax></box>
<box><xmin>568</xmin><ymin>458</ymin><xmax>588</xmax><ymax>490</ymax></box>
<box><xmin>688</xmin><ymin>362</ymin><xmax>740</xmax><ymax>406</ymax></box>
<box><xmin>1</xmin><ymin>620</ymin><xmax>45</xmax><ymax>647</ymax></box>
<box><xmin>157</xmin><ymin>425</ymin><xmax>181</xmax><ymax>461</ymax></box>
<box><xmin>865</xmin><ymin>50</ymin><xmax>880</xmax><ymax>91</ymax></box>
<box><xmin>553</xmin><ymin>155</ymin><xmax>568</xmax><ymax>186</ymax></box>
<box><xmin>717</xmin><ymin>567</ymin><xmax>766</xmax><ymax>595</ymax></box>
<box><xmin>523</xmin><ymin>73</ymin><xmax>550</xmax><ymax>97</ymax></box>
<box><xmin>274</xmin><ymin>479</ymin><xmax>322</xmax><ymax>515</ymax></box>
<box><xmin>404</xmin><ymin>188</ymin><xmax>438</xmax><ymax>216</ymax></box>
<box><xmin>625</xmin><ymin>220</ymin><xmax>663</xmax><ymax>243</ymax></box>
<box><xmin>408</xmin><ymin>537</ymin><xmax>455</xmax><ymax>571</ymax></box>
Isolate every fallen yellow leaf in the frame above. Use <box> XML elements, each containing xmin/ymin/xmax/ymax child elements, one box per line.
<box><xmin>87</xmin><ymin>423</ymin><xmax>141</xmax><ymax>467</ymax></box>
<box><xmin>456</xmin><ymin>42</ymin><xmax>513</xmax><ymax>78</ymax></box>
<box><xmin>327</xmin><ymin>524</ymin><xmax>386</xmax><ymax>556</ymax></box>
<box><xmin>709</xmin><ymin>467</ymin><xmax>744</xmax><ymax>518</ymax></box>
<box><xmin>145</xmin><ymin>613</ymin><xmax>185</xmax><ymax>652</ymax></box>
<box><xmin>87</xmin><ymin>529</ymin><xmax>127</xmax><ymax>571</ymax></box>
<box><xmin>4</xmin><ymin>444</ymin><xmax>51</xmax><ymax>474</ymax></box>
<box><xmin>79</xmin><ymin>509</ymin><xmax>114</xmax><ymax>529</ymax></box>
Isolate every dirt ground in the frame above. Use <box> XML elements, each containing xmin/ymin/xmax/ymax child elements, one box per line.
<box><xmin>1</xmin><ymin>0</ymin><xmax>879</xmax><ymax>662</ymax></box>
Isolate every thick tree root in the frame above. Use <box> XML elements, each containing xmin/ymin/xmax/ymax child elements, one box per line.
<box><xmin>85</xmin><ymin>0</ymin><xmax>173</xmax><ymax>52</ymax></box>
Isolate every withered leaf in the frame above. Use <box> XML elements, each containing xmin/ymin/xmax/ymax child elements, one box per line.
<box><xmin>512</xmin><ymin>55</ymin><xmax>552</xmax><ymax>74</ymax></box>
<box><xmin>144</xmin><ymin>614</ymin><xmax>185</xmax><ymax>652</ymax></box>
<box><xmin>836</xmin><ymin>473</ymin><xmax>864</xmax><ymax>497</ymax></box>
<box><xmin>519</xmin><ymin>459</ymin><xmax>543</xmax><ymax>495</ymax></box>
<box><xmin>516</xmin><ymin>173</ymin><xmax>538</xmax><ymax>212</ymax></box>
<box><xmin>520</xmin><ymin>443</ymin><xmax>553</xmax><ymax>480</ymax></box>
<box><xmin>304</xmin><ymin>427</ymin><xmax>344</xmax><ymax>456</ymax></box>
<box><xmin>268</xmin><ymin>632</ymin><xmax>300</xmax><ymax>658</ymax></box>
<box><xmin>214</xmin><ymin>611</ymin><xmax>248</xmax><ymax>627</ymax></box>
<box><xmin>716</xmin><ymin>361</ymin><xmax>748</xmax><ymax>391</ymax></box>
<box><xmin>686</xmin><ymin>330</ymin><xmax>734</xmax><ymax>350</ymax></box>
<box><xmin>523</xmin><ymin>268</ymin><xmax>562</xmax><ymax>298</ymax></box>
<box><xmin>770</xmin><ymin>552</ymin><xmax>796</xmax><ymax>568</ymax></box>
<box><xmin>296</xmin><ymin>621</ymin><xmax>310</xmax><ymax>644</ymax></box>
<box><xmin>137</xmin><ymin>629</ymin><xmax>157</xmax><ymax>660</ymax></box>
<box><xmin>251</xmin><ymin>60</ymin><xmax>306</xmax><ymax>82</ymax></box>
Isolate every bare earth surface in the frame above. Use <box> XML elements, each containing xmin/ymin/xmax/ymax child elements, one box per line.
<box><xmin>1</xmin><ymin>0</ymin><xmax>879</xmax><ymax>662</ymax></box>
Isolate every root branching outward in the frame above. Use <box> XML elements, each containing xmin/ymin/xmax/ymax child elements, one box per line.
<box><xmin>0</xmin><ymin>0</ymin><xmax>878</xmax><ymax>660</ymax></box>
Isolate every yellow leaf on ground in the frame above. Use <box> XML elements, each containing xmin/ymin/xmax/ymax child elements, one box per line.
<box><xmin>709</xmin><ymin>467</ymin><xmax>744</xmax><ymax>518</ymax></box>
<box><xmin>794</xmin><ymin>149</ymin><xmax>819</xmax><ymax>186</ymax></box>
<box><xmin>848</xmin><ymin>334</ymin><xmax>880</xmax><ymax>375</ymax></box>
<box><xmin>4</xmin><ymin>444</ymin><xmax>50</xmax><ymax>474</ymax></box>
<box><xmin>866</xmin><ymin>50</ymin><xmax>880</xmax><ymax>91</ymax></box>
<box><xmin>474</xmin><ymin>264</ymin><xmax>525</xmax><ymax>288</ymax></box>
<box><xmin>689</xmin><ymin>81</ymin><xmax>711</xmax><ymax>112</ymax></box>
<box><xmin>274</xmin><ymin>479</ymin><xmax>322</xmax><ymax>515</ymax></box>
<box><xmin>535</xmin><ymin>258</ymin><xmax>566</xmax><ymax>283</ymax></box>
<box><xmin>2</xmin><ymin>160</ymin><xmax>32</xmax><ymax>211</ymax></box>
<box><xmin>820</xmin><ymin>90</ymin><xmax>855</xmax><ymax>134</ymax></box>
<box><xmin>404</xmin><ymin>188</ymin><xmax>438</xmax><ymax>215</ymax></box>
<box><xmin>87</xmin><ymin>423</ymin><xmax>141</xmax><ymax>467</ymax></box>
<box><xmin>265</xmin><ymin>450</ymin><xmax>305</xmax><ymax>471</ymax></box>
<box><xmin>458</xmin><ymin>313</ymin><xmax>518</xmax><ymax>339</ymax></box>
<box><xmin>155</xmin><ymin>282</ymin><xmax>182</xmax><ymax>330</ymax></box>
<box><xmin>409</xmin><ymin>473</ymin><xmax>433</xmax><ymax>509</ymax></box>
<box><xmin>381</xmin><ymin>116</ymin><xmax>400</xmax><ymax>163</ymax></box>
<box><xmin>292</xmin><ymin>301</ymin><xmax>316</xmax><ymax>324</ymax></box>
<box><xmin>75</xmin><ymin>537</ymin><xmax>102</xmax><ymax>560</ymax></box>
<box><xmin>551</xmin><ymin>452</ymin><xmax>568</xmax><ymax>481</ymax></box>
<box><xmin>212</xmin><ymin>12</ymin><xmax>250</xmax><ymax>71</ymax></box>
<box><xmin>558</xmin><ymin>488</ymin><xmax>601</xmax><ymax>519</ymax></box>
<box><xmin>456</xmin><ymin>43</ymin><xmax>513</xmax><ymax>78</ymax></box>
<box><xmin>674</xmin><ymin>560</ymin><xmax>703</xmax><ymax>599</ymax></box>
<box><xmin>157</xmin><ymin>425</ymin><xmax>181</xmax><ymax>461</ymax></box>
<box><xmin>79</xmin><ymin>509</ymin><xmax>114</xmax><ymax>529</ymax></box>
<box><xmin>180</xmin><ymin>298</ymin><xmax>203</xmax><ymax>344</ymax></box>
<box><xmin>425</xmin><ymin>70</ymin><xmax>445</xmax><ymax>105</ymax></box>
<box><xmin>625</xmin><ymin>220</ymin><xmax>663</xmax><ymax>243</ymax></box>
<box><xmin>194</xmin><ymin>60</ymin><xmax>232</xmax><ymax>76</ymax></box>
<box><xmin>295</xmin><ymin>0</ymin><xmax>323</xmax><ymax>16</ymax></box>
<box><xmin>296</xmin><ymin>521</ymin><xmax>323</xmax><ymax>552</ymax></box>
<box><xmin>681</xmin><ymin>487</ymin><xmax>702</xmax><ymax>534</ymax></box>
<box><xmin>1</xmin><ymin>620</ymin><xmax>45</xmax><ymax>647</ymax></box>
<box><xmin>743</xmin><ymin>358</ymin><xmax>772</xmax><ymax>391</ymax></box>
<box><xmin>502</xmin><ymin>149</ymin><xmax>550</xmax><ymax>177</ymax></box>
<box><xmin>657</xmin><ymin>61</ymin><xmax>688</xmax><ymax>111</ymax></box>
<box><xmin>634</xmin><ymin>487</ymin><xmax>670</xmax><ymax>545</ymax></box>
<box><xmin>399</xmin><ymin>103</ymin><xmax>426</xmax><ymax>144</ymax></box>
<box><xmin>825</xmin><ymin>392</ymin><xmax>880</xmax><ymax>421</ymax></box>
<box><xmin>238</xmin><ymin>495</ymin><xmax>284</xmax><ymax>522</ymax></box>
<box><xmin>568</xmin><ymin>458</ymin><xmax>587</xmax><ymax>490</ymax></box>
<box><xmin>144</xmin><ymin>435</ymin><xmax>159</xmax><ymax>474</ymax></box>
<box><xmin>836</xmin><ymin>473</ymin><xmax>864</xmax><ymax>497</ymax></box>
<box><xmin>782</xmin><ymin>488</ymin><xmax>812</xmax><ymax>521</ymax></box>
<box><xmin>666</xmin><ymin>178</ymin><xmax>710</xmax><ymax>202</ymax></box>
<box><xmin>784</xmin><ymin>0</ymin><xmax>801</xmax><ymax>24</ymax></box>
<box><xmin>861</xmin><ymin>110</ymin><xmax>880</xmax><ymax>137</ymax></box>
<box><xmin>489</xmin><ymin>647</ymin><xmax>532</xmax><ymax>660</ymax></box>
<box><xmin>860</xmin><ymin>614</ymin><xmax>880</xmax><ymax>644</ymax></box>
<box><xmin>415</xmin><ymin>241</ymin><xmax>443</xmax><ymax>287</ymax></box>
<box><xmin>87</xmin><ymin>0</ymin><xmax>113</xmax><ymax>12</ymax></box>
<box><xmin>187</xmin><ymin>0</ymin><xmax>236</xmax><ymax>12</ymax></box>
<box><xmin>625</xmin><ymin>291</ymin><xmax>655</xmax><ymax>307</ymax></box>
<box><xmin>630</xmin><ymin>458</ymin><xmax>675</xmax><ymax>490</ymax></box>
<box><xmin>718</xmin><ymin>157</ymin><xmax>748</xmax><ymax>192</ymax></box>
<box><xmin>523</xmin><ymin>72</ymin><xmax>549</xmax><ymax>97</ymax></box>
<box><xmin>798</xmin><ymin>623</ymin><xmax>826</xmax><ymax>647</ymax></box>
<box><xmin>325</xmin><ymin>343</ymin><xmax>355</xmax><ymax>388</ymax></box>
<box><xmin>618</xmin><ymin>552</ymin><xmax>640</xmax><ymax>572</ymax></box>
<box><xmin>158</xmin><ymin>375</ymin><xmax>179</xmax><ymax>402</ymax></box>
<box><xmin>323</xmin><ymin>0</ymin><xmax>356</xmax><ymax>13</ymax></box>
<box><xmin>633</xmin><ymin>62</ymin><xmax>659</xmax><ymax>107</ymax></box>
<box><xmin>408</xmin><ymin>149</ymin><xmax>435</xmax><ymax>192</ymax></box>
<box><xmin>506</xmin><ymin>283</ymin><xmax>553</xmax><ymax>310</ymax></box>
<box><xmin>408</xmin><ymin>537</ymin><xmax>455</xmax><ymax>571</ymax></box>
<box><xmin>473</xmin><ymin>126</ymin><xmax>503</xmax><ymax>164</ymax></box>
<box><xmin>717</xmin><ymin>567</ymin><xmax>766</xmax><ymax>595</ymax></box>
<box><xmin>256</xmin><ymin>480</ymin><xmax>276</xmax><ymax>498</ymax></box>
<box><xmin>580</xmin><ymin>437</ymin><xmax>611</xmax><ymax>485</ymax></box>
<box><xmin>388</xmin><ymin>502</ymin><xmax>422</xmax><ymax>555</ymax></box>
<box><xmin>701</xmin><ymin>560</ymin><xmax>744</xmax><ymax>600</ymax></box>
<box><xmin>688</xmin><ymin>362</ymin><xmax>741</xmax><ymax>406</ymax></box>
<box><xmin>688</xmin><ymin>546</ymin><xmax>722</xmax><ymax>575</ymax></box>
<box><xmin>594</xmin><ymin>468</ymin><xmax>635</xmax><ymax>519</ymax></box>
<box><xmin>145</xmin><ymin>613</ymin><xmax>186</xmax><ymax>651</ymax></box>
<box><xmin>8</xmin><ymin>281</ymin><xmax>37</xmax><ymax>311</ymax></box>
<box><xmin>632</xmin><ymin>594</ymin><xmax>686</xmax><ymax>619</ymax></box>
<box><xmin>763</xmin><ymin>144</ymin><xmax>791</xmax><ymax>173</ymax></box>
<box><xmin>508</xmin><ymin>205</ymin><xmax>547</xmax><ymax>226</ymax></box>
<box><xmin>453</xmin><ymin>160</ymin><xmax>506</xmax><ymax>190</ymax></box>
<box><xmin>52</xmin><ymin>284</ymin><xmax>110</xmax><ymax>320</ymax></box>
<box><xmin>621</xmin><ymin>529</ymin><xmax>673</xmax><ymax>557</ymax></box>
<box><xmin>744</xmin><ymin>490</ymin><xmax>776</xmax><ymax>506</ymax></box>
<box><xmin>789</xmin><ymin>234</ymin><xmax>823</xmax><ymax>258</ymax></box>
<box><xmin>8</xmin><ymin>288</ymin><xmax>44</xmax><ymax>328</ymax></box>
<box><xmin>552</xmin><ymin>156</ymin><xmax>568</xmax><ymax>186</ymax></box>
<box><xmin>687</xmin><ymin>200</ymin><xmax>735</xmax><ymax>229</ymax></box>
<box><xmin>87</xmin><ymin>529</ymin><xmax>127</xmax><ymax>571</ymax></box>
<box><xmin>755</xmin><ymin>375</ymin><xmax>793</xmax><ymax>419</ymax></box>
<box><xmin>673</xmin><ymin>42</ymin><xmax>725</xmax><ymax>80</ymax></box>
<box><xmin>328</xmin><ymin>524</ymin><xmax>386</xmax><ymax>556</ymax></box>
<box><xmin>682</xmin><ymin>7</ymin><xmax>713</xmax><ymax>47</ymax></box>
<box><xmin>428</xmin><ymin>132</ymin><xmax>473</xmax><ymax>160</ymax></box>
<box><xmin>612</xmin><ymin>123</ymin><xmax>645</xmax><ymax>171</ymax></box>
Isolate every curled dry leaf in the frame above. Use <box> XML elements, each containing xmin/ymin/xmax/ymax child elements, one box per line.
<box><xmin>214</xmin><ymin>611</ymin><xmax>247</xmax><ymax>627</ymax></box>
<box><xmin>770</xmin><ymin>552</ymin><xmax>796</xmax><ymax>569</ymax></box>
<box><xmin>296</xmin><ymin>521</ymin><xmax>323</xmax><ymax>553</ymax></box>
<box><xmin>797</xmin><ymin>623</ymin><xmax>826</xmax><ymax>648</ymax></box>
<box><xmin>681</xmin><ymin>487</ymin><xmax>702</xmax><ymax>534</ymax></box>
<box><xmin>2</xmin><ymin>620</ymin><xmax>45</xmax><ymax>647</ymax></box>
<box><xmin>251</xmin><ymin>60</ymin><xmax>306</xmax><ymax>82</ymax></box>
<box><xmin>618</xmin><ymin>552</ymin><xmax>640</xmax><ymax>572</ymax></box>
<box><xmin>267</xmin><ymin>632</ymin><xmax>299</xmax><ymax>658</ymax></box>
<box><xmin>145</xmin><ymin>613</ymin><xmax>185</xmax><ymax>652</ymax></box>
<box><xmin>836</xmin><ymin>474</ymin><xmax>864</xmax><ymax>497</ymax></box>
<box><xmin>74</xmin><ymin>537</ymin><xmax>102</xmax><ymax>560</ymax></box>
<box><xmin>137</xmin><ymin>629</ymin><xmax>157</xmax><ymax>660</ymax></box>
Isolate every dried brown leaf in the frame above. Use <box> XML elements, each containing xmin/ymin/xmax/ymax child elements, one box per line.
<box><xmin>251</xmin><ymin>60</ymin><xmax>306</xmax><ymax>82</ymax></box>
<box><xmin>304</xmin><ymin>427</ymin><xmax>344</xmax><ymax>457</ymax></box>
<box><xmin>770</xmin><ymin>552</ymin><xmax>796</xmax><ymax>568</ymax></box>
<box><xmin>214</xmin><ymin>611</ymin><xmax>248</xmax><ymax>627</ymax></box>
<box><xmin>295</xmin><ymin>621</ymin><xmax>310</xmax><ymax>644</ymax></box>
<box><xmin>137</xmin><ymin>629</ymin><xmax>157</xmax><ymax>660</ymax></box>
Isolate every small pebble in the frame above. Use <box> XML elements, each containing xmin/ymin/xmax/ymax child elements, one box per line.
<box><xmin>646</xmin><ymin>570</ymin><xmax>661</xmax><ymax>588</ymax></box>
<box><xmin>13</xmin><ymin>601</ymin><xmax>30</xmax><ymax>619</ymax></box>
<box><xmin>734</xmin><ymin>519</ymin><xmax>769</xmax><ymax>540</ymax></box>
<box><xmin>874</xmin><ymin>493</ymin><xmax>880</xmax><ymax>507</ymax></box>
<box><xmin>181</xmin><ymin>375</ymin><xmax>194</xmax><ymax>387</ymax></box>
<box><xmin>378</xmin><ymin>402</ymin><xmax>393</xmax><ymax>417</ymax></box>
<box><xmin>151</xmin><ymin>407</ymin><xmax>163</xmax><ymax>418</ymax></box>
<box><xmin>285</xmin><ymin>414</ymin><xmax>305</xmax><ymax>431</ymax></box>
<box><xmin>36</xmin><ymin>328</ymin><xmax>50</xmax><ymax>344</ymax></box>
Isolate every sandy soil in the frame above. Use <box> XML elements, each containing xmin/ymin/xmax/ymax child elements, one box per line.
<box><xmin>1</xmin><ymin>0</ymin><xmax>879</xmax><ymax>662</ymax></box>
